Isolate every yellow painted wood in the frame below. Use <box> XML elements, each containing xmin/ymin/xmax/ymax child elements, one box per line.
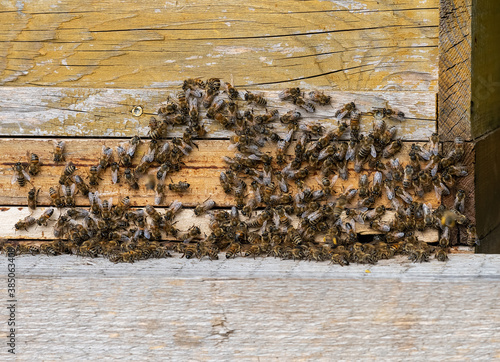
<box><xmin>0</xmin><ymin>0</ymin><xmax>438</xmax><ymax>90</ymax></box>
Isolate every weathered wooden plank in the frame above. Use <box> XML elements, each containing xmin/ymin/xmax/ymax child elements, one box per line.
<box><xmin>470</xmin><ymin>0</ymin><xmax>500</xmax><ymax>138</ymax></box>
<box><xmin>474</xmin><ymin>128</ymin><xmax>500</xmax><ymax>251</ymax></box>
<box><xmin>0</xmin><ymin>139</ymin><xmax>440</xmax><ymax>208</ymax></box>
<box><xmin>438</xmin><ymin>0</ymin><xmax>472</xmax><ymax>141</ymax></box>
<box><xmin>0</xmin><ymin>0</ymin><xmax>438</xmax><ymax>89</ymax></box>
<box><xmin>0</xmin><ymin>87</ymin><xmax>436</xmax><ymax>139</ymax></box>
<box><xmin>0</xmin><ymin>207</ymin><xmax>439</xmax><ymax>243</ymax></box>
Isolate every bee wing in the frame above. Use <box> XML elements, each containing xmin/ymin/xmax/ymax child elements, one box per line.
<box><xmin>117</xmin><ymin>145</ymin><xmax>126</xmax><ymax>156</ymax></box>
<box><xmin>10</xmin><ymin>172</ymin><xmax>17</xmax><ymax>185</ymax></box>
<box><xmin>70</xmin><ymin>183</ymin><xmax>76</xmax><ymax>196</ymax></box>
<box><xmin>61</xmin><ymin>184</ymin><xmax>68</xmax><ymax>195</ymax></box>
<box><xmin>418</xmin><ymin>148</ymin><xmax>431</xmax><ymax>161</ymax></box>
<box><xmin>143</xmin><ymin>227</ymin><xmax>151</xmax><ymax>240</ymax></box>
<box><xmin>373</xmin><ymin>171</ymin><xmax>383</xmax><ymax>185</ymax></box>
<box><xmin>88</xmin><ymin>191</ymin><xmax>95</xmax><ymax>204</ymax></box>
<box><xmin>111</xmin><ymin>169</ymin><xmax>119</xmax><ymax>184</ymax></box>
<box><xmin>102</xmin><ymin>145</ymin><xmax>113</xmax><ymax>157</ymax></box>
<box><xmin>370</xmin><ymin>145</ymin><xmax>377</xmax><ymax>158</ymax></box>
<box><xmin>336</xmin><ymin>110</ymin><xmax>348</xmax><ymax>121</ymax></box>
<box><xmin>127</xmin><ymin>143</ymin><xmax>138</xmax><ymax>157</ymax></box>
<box><xmin>20</xmin><ymin>169</ymin><xmax>31</xmax><ymax>181</ymax></box>
<box><xmin>141</xmin><ymin>148</ymin><xmax>155</xmax><ymax>163</ymax></box>
<box><xmin>431</xmin><ymin>164</ymin><xmax>439</xmax><ymax>178</ymax></box>
<box><xmin>273</xmin><ymin>212</ymin><xmax>280</xmax><ymax>228</ymax></box>
<box><xmin>391</xmin><ymin>198</ymin><xmax>401</xmax><ymax>210</ymax></box>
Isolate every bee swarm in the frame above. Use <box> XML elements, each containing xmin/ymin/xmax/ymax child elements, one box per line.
<box><xmin>4</xmin><ymin>78</ymin><xmax>477</xmax><ymax>264</ymax></box>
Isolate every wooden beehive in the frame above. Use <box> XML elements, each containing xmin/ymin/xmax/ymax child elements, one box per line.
<box><xmin>0</xmin><ymin>0</ymin><xmax>498</xmax><ymax>251</ymax></box>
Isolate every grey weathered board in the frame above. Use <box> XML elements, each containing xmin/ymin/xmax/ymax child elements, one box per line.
<box><xmin>0</xmin><ymin>254</ymin><xmax>499</xmax><ymax>360</ymax></box>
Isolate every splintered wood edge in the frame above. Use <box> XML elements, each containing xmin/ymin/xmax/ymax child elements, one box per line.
<box><xmin>0</xmin><ymin>207</ymin><xmax>439</xmax><ymax>243</ymax></box>
<box><xmin>0</xmin><ymin>88</ymin><xmax>436</xmax><ymax>139</ymax></box>
<box><xmin>0</xmin><ymin>139</ymin><xmax>440</xmax><ymax>208</ymax></box>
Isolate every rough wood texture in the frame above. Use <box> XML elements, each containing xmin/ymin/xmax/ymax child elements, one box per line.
<box><xmin>470</xmin><ymin>0</ymin><xmax>500</xmax><ymax>138</ymax></box>
<box><xmin>0</xmin><ymin>139</ymin><xmax>440</xmax><ymax>208</ymax></box>
<box><xmin>0</xmin><ymin>254</ymin><xmax>498</xmax><ymax>360</ymax></box>
<box><xmin>0</xmin><ymin>0</ymin><xmax>438</xmax><ymax>90</ymax></box>
<box><xmin>475</xmin><ymin>128</ymin><xmax>500</xmax><ymax>252</ymax></box>
<box><xmin>438</xmin><ymin>0</ymin><xmax>472</xmax><ymax>141</ymax></box>
<box><xmin>0</xmin><ymin>88</ymin><xmax>436</xmax><ymax>139</ymax></box>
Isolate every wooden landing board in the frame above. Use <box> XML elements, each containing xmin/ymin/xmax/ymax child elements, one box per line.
<box><xmin>0</xmin><ymin>207</ymin><xmax>439</xmax><ymax>243</ymax></box>
<box><xmin>0</xmin><ymin>255</ymin><xmax>495</xmax><ymax>360</ymax></box>
<box><xmin>0</xmin><ymin>0</ymin><xmax>438</xmax><ymax>90</ymax></box>
<box><xmin>0</xmin><ymin>87</ymin><xmax>436</xmax><ymax>139</ymax></box>
<box><xmin>0</xmin><ymin>139</ymin><xmax>440</xmax><ymax>208</ymax></box>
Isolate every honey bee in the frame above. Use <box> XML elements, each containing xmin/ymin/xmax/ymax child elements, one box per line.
<box><xmin>182</xmin><ymin>244</ymin><xmax>199</xmax><ymax>259</ymax></box>
<box><xmin>403</xmin><ymin>165</ymin><xmax>414</xmax><ymax>189</ymax></box>
<box><xmin>98</xmin><ymin>146</ymin><xmax>113</xmax><ymax>170</ymax></box>
<box><xmin>435</xmin><ymin>247</ymin><xmax>448</xmax><ymax>262</ymax></box>
<box><xmin>61</xmin><ymin>183</ymin><xmax>77</xmax><ymax>207</ymax></box>
<box><xmin>206</xmin><ymin>77</ymin><xmax>221</xmax><ymax>92</ymax></box>
<box><xmin>336</xmin><ymin>102</ymin><xmax>356</xmax><ymax>121</ymax></box>
<box><xmin>225</xmin><ymin>242</ymin><xmax>241</xmax><ymax>259</ymax></box>
<box><xmin>225</xmin><ymin>82</ymin><xmax>240</xmax><ymax>100</ymax></box>
<box><xmin>88</xmin><ymin>165</ymin><xmax>102</xmax><ymax>186</ymax></box>
<box><xmin>279</xmin><ymin>87</ymin><xmax>301</xmax><ymax>101</ymax></box>
<box><xmin>181</xmin><ymin>225</ymin><xmax>202</xmax><ymax>243</ymax></box>
<box><xmin>182</xmin><ymin>78</ymin><xmax>204</xmax><ymax>97</ymax></box>
<box><xmin>358</xmin><ymin>174</ymin><xmax>370</xmax><ymax>198</ymax></box>
<box><xmin>168</xmin><ymin>180</ymin><xmax>190</xmax><ymax>193</ymax></box>
<box><xmin>466</xmin><ymin>225</ymin><xmax>480</xmax><ymax>247</ymax></box>
<box><xmin>198</xmin><ymin>241</ymin><xmax>219</xmax><ymax>260</ymax></box>
<box><xmin>348</xmin><ymin>110</ymin><xmax>361</xmax><ymax>140</ymax></box>
<box><xmin>88</xmin><ymin>191</ymin><xmax>101</xmax><ymax>216</ymax></box>
<box><xmin>453</xmin><ymin>189</ymin><xmax>466</xmax><ymax>213</ymax></box>
<box><xmin>26</xmin><ymin>151</ymin><xmax>41</xmax><ymax>176</ymax></box>
<box><xmin>59</xmin><ymin>161</ymin><xmax>77</xmax><ymax>185</ymax></box>
<box><xmin>27</xmin><ymin>187</ymin><xmax>40</xmax><ymax>211</ymax></box>
<box><xmin>49</xmin><ymin>186</ymin><xmax>65</xmax><ymax>208</ymax></box>
<box><xmin>244</xmin><ymin>91</ymin><xmax>267</xmax><ymax>106</ymax></box>
<box><xmin>280</xmin><ymin>110</ymin><xmax>301</xmax><ymax>125</ymax></box>
<box><xmin>14</xmin><ymin>215</ymin><xmax>36</xmax><ymax>231</ymax></box>
<box><xmin>36</xmin><ymin>208</ymin><xmax>54</xmax><ymax>226</ymax></box>
<box><xmin>69</xmin><ymin>175</ymin><xmax>89</xmax><ymax>197</ymax></box>
<box><xmin>294</xmin><ymin>96</ymin><xmax>316</xmax><ymax>113</ymax></box>
<box><xmin>11</xmin><ymin>161</ymin><xmax>31</xmax><ymax>187</ymax></box>
<box><xmin>124</xmin><ymin>168</ymin><xmax>139</xmax><ymax>190</ymax></box>
<box><xmin>308</xmin><ymin>90</ymin><xmax>331</xmax><ymax>105</ymax></box>
<box><xmin>382</xmin><ymin>140</ymin><xmax>402</xmax><ymax>158</ymax></box>
<box><xmin>194</xmin><ymin>199</ymin><xmax>216</xmax><ymax>216</ymax></box>
<box><xmin>207</xmin><ymin>99</ymin><xmax>228</xmax><ymax>119</ymax></box>
<box><xmin>52</xmin><ymin>140</ymin><xmax>66</xmax><ymax>163</ymax></box>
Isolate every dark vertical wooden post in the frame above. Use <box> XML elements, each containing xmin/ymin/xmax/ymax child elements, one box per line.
<box><xmin>439</xmin><ymin>0</ymin><xmax>500</xmax><ymax>251</ymax></box>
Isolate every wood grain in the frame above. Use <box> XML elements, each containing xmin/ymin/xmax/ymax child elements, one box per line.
<box><xmin>438</xmin><ymin>0</ymin><xmax>472</xmax><ymax>141</ymax></box>
<box><xmin>2</xmin><ymin>255</ymin><xmax>499</xmax><ymax>359</ymax></box>
<box><xmin>0</xmin><ymin>138</ymin><xmax>440</xmax><ymax>208</ymax></box>
<box><xmin>470</xmin><ymin>0</ymin><xmax>500</xmax><ymax>139</ymax></box>
<box><xmin>0</xmin><ymin>87</ymin><xmax>436</xmax><ymax>139</ymax></box>
<box><xmin>0</xmin><ymin>0</ymin><xmax>438</xmax><ymax>90</ymax></box>
<box><xmin>474</xmin><ymin>128</ymin><xmax>500</xmax><ymax>248</ymax></box>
